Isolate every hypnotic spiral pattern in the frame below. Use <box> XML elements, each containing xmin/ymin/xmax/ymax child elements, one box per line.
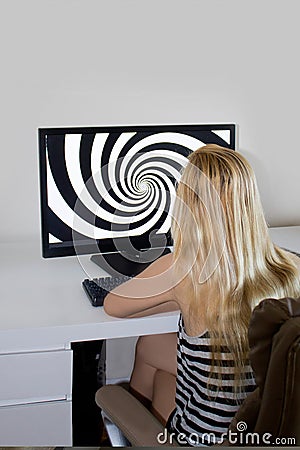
<box><xmin>45</xmin><ymin>129</ymin><xmax>231</xmax><ymax>245</ymax></box>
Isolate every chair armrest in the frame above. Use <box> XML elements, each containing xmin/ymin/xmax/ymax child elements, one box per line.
<box><xmin>96</xmin><ymin>385</ymin><xmax>170</xmax><ymax>447</ymax></box>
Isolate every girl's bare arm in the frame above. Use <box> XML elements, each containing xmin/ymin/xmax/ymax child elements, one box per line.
<box><xmin>103</xmin><ymin>253</ymin><xmax>179</xmax><ymax>318</ymax></box>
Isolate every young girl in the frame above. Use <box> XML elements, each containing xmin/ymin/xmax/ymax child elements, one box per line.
<box><xmin>103</xmin><ymin>145</ymin><xmax>300</xmax><ymax>446</ymax></box>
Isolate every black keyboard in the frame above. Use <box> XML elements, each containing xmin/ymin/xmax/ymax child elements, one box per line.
<box><xmin>82</xmin><ymin>275</ymin><xmax>132</xmax><ymax>307</ymax></box>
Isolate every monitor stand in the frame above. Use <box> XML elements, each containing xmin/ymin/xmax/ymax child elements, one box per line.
<box><xmin>90</xmin><ymin>247</ymin><xmax>171</xmax><ymax>277</ymax></box>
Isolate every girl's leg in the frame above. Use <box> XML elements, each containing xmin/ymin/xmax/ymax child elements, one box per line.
<box><xmin>129</xmin><ymin>332</ymin><xmax>177</xmax><ymax>423</ymax></box>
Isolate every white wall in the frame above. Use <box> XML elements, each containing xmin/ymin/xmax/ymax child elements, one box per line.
<box><xmin>1</xmin><ymin>0</ymin><xmax>300</xmax><ymax>243</ymax></box>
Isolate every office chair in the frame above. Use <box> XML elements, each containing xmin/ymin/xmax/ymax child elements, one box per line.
<box><xmin>95</xmin><ymin>297</ymin><xmax>300</xmax><ymax>446</ymax></box>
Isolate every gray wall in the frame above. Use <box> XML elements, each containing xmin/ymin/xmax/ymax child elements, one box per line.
<box><xmin>1</xmin><ymin>0</ymin><xmax>300</xmax><ymax>243</ymax></box>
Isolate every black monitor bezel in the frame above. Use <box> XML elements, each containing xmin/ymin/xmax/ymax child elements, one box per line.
<box><xmin>38</xmin><ymin>123</ymin><xmax>236</xmax><ymax>258</ymax></box>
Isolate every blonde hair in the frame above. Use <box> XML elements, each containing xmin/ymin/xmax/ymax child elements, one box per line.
<box><xmin>172</xmin><ymin>144</ymin><xmax>300</xmax><ymax>388</ymax></box>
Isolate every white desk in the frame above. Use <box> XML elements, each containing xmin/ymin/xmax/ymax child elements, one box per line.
<box><xmin>268</xmin><ymin>226</ymin><xmax>300</xmax><ymax>255</ymax></box>
<box><xmin>0</xmin><ymin>241</ymin><xmax>178</xmax><ymax>446</ymax></box>
<box><xmin>0</xmin><ymin>226</ymin><xmax>299</xmax><ymax>446</ymax></box>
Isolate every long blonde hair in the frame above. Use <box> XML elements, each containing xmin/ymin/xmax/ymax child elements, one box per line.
<box><xmin>171</xmin><ymin>144</ymin><xmax>300</xmax><ymax>387</ymax></box>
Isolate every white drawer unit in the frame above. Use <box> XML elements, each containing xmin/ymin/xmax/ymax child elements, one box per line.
<box><xmin>0</xmin><ymin>400</ymin><xmax>72</xmax><ymax>446</ymax></box>
<box><xmin>0</xmin><ymin>349</ymin><xmax>73</xmax><ymax>446</ymax></box>
<box><xmin>0</xmin><ymin>349</ymin><xmax>72</xmax><ymax>406</ymax></box>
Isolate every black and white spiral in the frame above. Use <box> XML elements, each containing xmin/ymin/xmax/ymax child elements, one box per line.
<box><xmin>46</xmin><ymin>129</ymin><xmax>230</xmax><ymax>245</ymax></box>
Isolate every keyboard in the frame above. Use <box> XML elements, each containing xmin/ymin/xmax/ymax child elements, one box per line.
<box><xmin>82</xmin><ymin>275</ymin><xmax>132</xmax><ymax>307</ymax></box>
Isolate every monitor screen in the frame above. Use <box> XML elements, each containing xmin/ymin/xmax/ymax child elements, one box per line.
<box><xmin>38</xmin><ymin>124</ymin><xmax>235</xmax><ymax>260</ymax></box>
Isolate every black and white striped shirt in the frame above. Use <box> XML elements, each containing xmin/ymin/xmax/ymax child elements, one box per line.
<box><xmin>168</xmin><ymin>315</ymin><xmax>256</xmax><ymax>446</ymax></box>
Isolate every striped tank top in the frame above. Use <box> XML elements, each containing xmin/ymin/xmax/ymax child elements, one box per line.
<box><xmin>168</xmin><ymin>315</ymin><xmax>256</xmax><ymax>446</ymax></box>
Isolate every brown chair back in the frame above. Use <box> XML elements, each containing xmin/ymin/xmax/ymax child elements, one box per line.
<box><xmin>229</xmin><ymin>297</ymin><xmax>300</xmax><ymax>445</ymax></box>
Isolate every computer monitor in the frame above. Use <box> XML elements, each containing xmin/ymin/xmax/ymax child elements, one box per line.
<box><xmin>39</xmin><ymin>124</ymin><xmax>235</xmax><ymax>275</ymax></box>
